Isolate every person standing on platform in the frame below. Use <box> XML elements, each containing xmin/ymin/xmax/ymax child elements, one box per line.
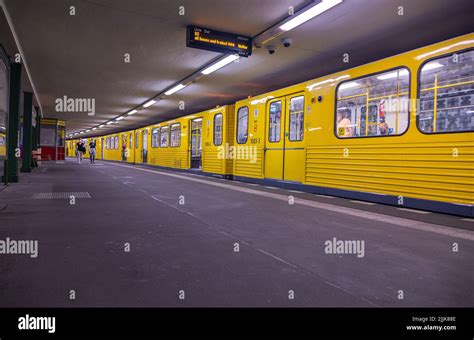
<box><xmin>76</xmin><ymin>140</ymin><xmax>85</xmax><ymax>163</ymax></box>
<box><xmin>89</xmin><ymin>139</ymin><xmax>97</xmax><ymax>164</ymax></box>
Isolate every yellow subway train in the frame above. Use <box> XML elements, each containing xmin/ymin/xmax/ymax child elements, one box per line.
<box><xmin>67</xmin><ymin>33</ymin><xmax>474</xmax><ymax>216</ymax></box>
<box><xmin>0</xmin><ymin>132</ymin><xmax>5</xmax><ymax>158</ymax></box>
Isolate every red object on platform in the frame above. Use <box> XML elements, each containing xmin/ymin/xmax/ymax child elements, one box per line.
<box><xmin>40</xmin><ymin>146</ymin><xmax>65</xmax><ymax>161</ymax></box>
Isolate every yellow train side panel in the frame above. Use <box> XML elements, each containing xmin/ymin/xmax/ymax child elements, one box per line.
<box><xmin>303</xmin><ymin>33</ymin><xmax>474</xmax><ymax>206</ymax></box>
<box><xmin>202</xmin><ymin>105</ymin><xmax>234</xmax><ymax>175</ymax></box>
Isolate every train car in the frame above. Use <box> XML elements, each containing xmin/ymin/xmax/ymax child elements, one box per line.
<box><xmin>233</xmin><ymin>82</ymin><xmax>307</xmax><ymax>182</ymax></box>
<box><xmin>145</xmin><ymin>105</ymin><xmax>235</xmax><ymax>176</ymax></box>
<box><xmin>147</xmin><ymin>118</ymin><xmax>188</xmax><ymax>169</ymax></box>
<box><xmin>69</xmin><ymin>105</ymin><xmax>234</xmax><ymax>176</ymax></box>
<box><xmin>233</xmin><ymin>33</ymin><xmax>474</xmax><ymax>216</ymax></box>
<box><xmin>102</xmin><ymin>133</ymin><xmax>121</xmax><ymax>161</ymax></box>
<box><xmin>0</xmin><ymin>132</ymin><xmax>5</xmax><ymax>156</ymax></box>
<box><xmin>65</xmin><ymin>140</ymin><xmax>75</xmax><ymax>157</ymax></box>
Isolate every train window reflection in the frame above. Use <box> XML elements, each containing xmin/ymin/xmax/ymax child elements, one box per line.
<box><xmin>418</xmin><ymin>49</ymin><xmax>474</xmax><ymax>133</ymax></box>
<box><xmin>336</xmin><ymin>67</ymin><xmax>410</xmax><ymax>138</ymax></box>
<box><xmin>237</xmin><ymin>106</ymin><xmax>248</xmax><ymax>144</ymax></box>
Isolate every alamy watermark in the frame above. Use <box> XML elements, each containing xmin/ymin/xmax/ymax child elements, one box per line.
<box><xmin>217</xmin><ymin>143</ymin><xmax>257</xmax><ymax>163</ymax></box>
<box><xmin>324</xmin><ymin>237</ymin><xmax>365</xmax><ymax>258</ymax></box>
<box><xmin>55</xmin><ymin>95</ymin><xmax>95</xmax><ymax>116</ymax></box>
<box><xmin>0</xmin><ymin>237</ymin><xmax>38</xmax><ymax>258</ymax></box>
<box><xmin>18</xmin><ymin>314</ymin><xmax>55</xmax><ymax>333</ymax></box>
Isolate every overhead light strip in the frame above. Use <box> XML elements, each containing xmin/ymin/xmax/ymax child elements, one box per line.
<box><xmin>202</xmin><ymin>55</ymin><xmax>240</xmax><ymax>75</ymax></box>
<box><xmin>143</xmin><ymin>99</ymin><xmax>156</xmax><ymax>108</ymax></box>
<box><xmin>279</xmin><ymin>0</ymin><xmax>343</xmax><ymax>31</ymax></box>
<box><xmin>165</xmin><ymin>84</ymin><xmax>186</xmax><ymax>96</ymax></box>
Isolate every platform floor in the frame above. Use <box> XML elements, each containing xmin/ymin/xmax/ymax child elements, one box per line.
<box><xmin>0</xmin><ymin>159</ymin><xmax>473</xmax><ymax>307</ymax></box>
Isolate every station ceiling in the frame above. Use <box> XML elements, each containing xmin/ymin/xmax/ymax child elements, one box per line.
<box><xmin>2</xmin><ymin>0</ymin><xmax>473</xmax><ymax>137</ymax></box>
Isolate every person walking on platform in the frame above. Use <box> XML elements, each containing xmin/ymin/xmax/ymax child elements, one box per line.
<box><xmin>89</xmin><ymin>139</ymin><xmax>97</xmax><ymax>164</ymax></box>
<box><xmin>76</xmin><ymin>140</ymin><xmax>85</xmax><ymax>163</ymax></box>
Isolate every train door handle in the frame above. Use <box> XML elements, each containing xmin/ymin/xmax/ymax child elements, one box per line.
<box><xmin>285</xmin><ymin>132</ymin><xmax>289</xmax><ymax>137</ymax></box>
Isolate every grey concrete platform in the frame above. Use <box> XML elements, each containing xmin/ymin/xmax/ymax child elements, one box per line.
<box><xmin>0</xmin><ymin>159</ymin><xmax>473</xmax><ymax>307</ymax></box>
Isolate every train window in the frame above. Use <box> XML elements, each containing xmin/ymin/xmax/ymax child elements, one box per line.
<box><xmin>129</xmin><ymin>134</ymin><xmax>133</xmax><ymax>149</ymax></box>
<box><xmin>289</xmin><ymin>97</ymin><xmax>304</xmax><ymax>141</ymax></box>
<box><xmin>268</xmin><ymin>101</ymin><xmax>282</xmax><ymax>142</ymax></box>
<box><xmin>418</xmin><ymin>49</ymin><xmax>474</xmax><ymax>134</ymax></box>
<box><xmin>151</xmin><ymin>128</ymin><xmax>159</xmax><ymax>148</ymax></box>
<box><xmin>135</xmin><ymin>132</ymin><xmax>139</xmax><ymax>149</ymax></box>
<box><xmin>236</xmin><ymin>106</ymin><xmax>249</xmax><ymax>144</ymax></box>
<box><xmin>336</xmin><ymin>67</ymin><xmax>410</xmax><ymax>138</ymax></box>
<box><xmin>170</xmin><ymin>123</ymin><xmax>181</xmax><ymax>147</ymax></box>
<box><xmin>160</xmin><ymin>126</ymin><xmax>169</xmax><ymax>147</ymax></box>
<box><xmin>214</xmin><ymin>113</ymin><xmax>223</xmax><ymax>146</ymax></box>
<box><xmin>114</xmin><ymin>136</ymin><xmax>119</xmax><ymax>149</ymax></box>
<box><xmin>106</xmin><ymin>137</ymin><xmax>110</xmax><ymax>149</ymax></box>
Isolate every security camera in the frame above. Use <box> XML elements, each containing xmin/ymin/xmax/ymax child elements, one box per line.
<box><xmin>266</xmin><ymin>45</ymin><xmax>276</xmax><ymax>55</ymax></box>
<box><xmin>282</xmin><ymin>38</ymin><xmax>293</xmax><ymax>48</ymax></box>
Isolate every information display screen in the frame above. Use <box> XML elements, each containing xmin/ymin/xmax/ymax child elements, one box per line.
<box><xmin>186</xmin><ymin>25</ymin><xmax>252</xmax><ymax>57</ymax></box>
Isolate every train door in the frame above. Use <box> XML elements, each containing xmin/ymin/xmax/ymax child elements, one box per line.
<box><xmin>265</xmin><ymin>97</ymin><xmax>285</xmax><ymax>179</ymax></box>
<box><xmin>122</xmin><ymin>134</ymin><xmax>127</xmax><ymax>161</ymax></box>
<box><xmin>129</xmin><ymin>132</ymin><xmax>134</xmax><ymax>163</ymax></box>
<box><xmin>134</xmin><ymin>131</ymin><xmax>140</xmax><ymax>162</ymax></box>
<box><xmin>190</xmin><ymin>118</ymin><xmax>202</xmax><ymax>169</ymax></box>
<box><xmin>264</xmin><ymin>93</ymin><xmax>305</xmax><ymax>182</ymax></box>
<box><xmin>283</xmin><ymin>95</ymin><xmax>305</xmax><ymax>182</ymax></box>
<box><xmin>142</xmin><ymin>130</ymin><xmax>148</xmax><ymax>163</ymax></box>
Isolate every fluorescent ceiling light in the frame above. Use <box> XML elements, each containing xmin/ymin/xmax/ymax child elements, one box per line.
<box><xmin>116</xmin><ymin>116</ymin><xmax>124</xmax><ymax>121</ymax></box>
<box><xmin>165</xmin><ymin>84</ymin><xmax>186</xmax><ymax>96</ymax></box>
<box><xmin>128</xmin><ymin>109</ymin><xmax>138</xmax><ymax>115</ymax></box>
<box><xmin>202</xmin><ymin>55</ymin><xmax>240</xmax><ymax>75</ymax></box>
<box><xmin>377</xmin><ymin>69</ymin><xmax>409</xmax><ymax>80</ymax></box>
<box><xmin>106</xmin><ymin>121</ymin><xmax>113</xmax><ymax>125</ymax></box>
<box><xmin>85</xmin><ymin>129</ymin><xmax>90</xmax><ymax>132</ymax></box>
<box><xmin>92</xmin><ymin>127</ymin><xmax>97</xmax><ymax>130</ymax></box>
<box><xmin>280</xmin><ymin>0</ymin><xmax>343</xmax><ymax>31</ymax></box>
<box><xmin>339</xmin><ymin>81</ymin><xmax>360</xmax><ymax>90</ymax></box>
<box><xmin>99</xmin><ymin>125</ymin><xmax>105</xmax><ymax>128</ymax></box>
<box><xmin>143</xmin><ymin>99</ymin><xmax>156</xmax><ymax>108</ymax></box>
<box><xmin>421</xmin><ymin>62</ymin><xmax>444</xmax><ymax>72</ymax></box>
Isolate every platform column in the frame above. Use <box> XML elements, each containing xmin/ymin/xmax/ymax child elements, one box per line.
<box><xmin>2</xmin><ymin>62</ymin><xmax>21</xmax><ymax>183</ymax></box>
<box><xmin>32</xmin><ymin>106</ymin><xmax>39</xmax><ymax>150</ymax></box>
<box><xmin>21</xmin><ymin>92</ymin><xmax>33</xmax><ymax>172</ymax></box>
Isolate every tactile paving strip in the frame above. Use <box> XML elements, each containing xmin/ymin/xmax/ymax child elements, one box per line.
<box><xmin>31</xmin><ymin>192</ymin><xmax>91</xmax><ymax>199</ymax></box>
